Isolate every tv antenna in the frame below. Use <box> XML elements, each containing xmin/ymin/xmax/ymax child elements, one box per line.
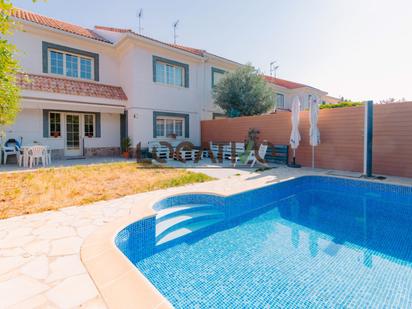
<box><xmin>173</xmin><ymin>20</ymin><xmax>179</xmax><ymax>44</ymax></box>
<box><xmin>270</xmin><ymin>61</ymin><xmax>279</xmax><ymax>78</ymax></box>
<box><xmin>137</xmin><ymin>9</ymin><xmax>143</xmax><ymax>34</ymax></box>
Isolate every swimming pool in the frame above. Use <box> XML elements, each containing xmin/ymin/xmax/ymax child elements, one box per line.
<box><xmin>115</xmin><ymin>176</ymin><xmax>412</xmax><ymax>308</ymax></box>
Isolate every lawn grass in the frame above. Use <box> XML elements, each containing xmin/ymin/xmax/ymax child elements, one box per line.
<box><xmin>0</xmin><ymin>162</ymin><xmax>214</xmax><ymax>219</ymax></box>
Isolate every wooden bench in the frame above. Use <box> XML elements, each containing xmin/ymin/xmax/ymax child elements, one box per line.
<box><xmin>264</xmin><ymin>144</ymin><xmax>289</xmax><ymax>165</ymax></box>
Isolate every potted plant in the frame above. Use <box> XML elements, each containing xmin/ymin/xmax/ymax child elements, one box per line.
<box><xmin>121</xmin><ymin>137</ymin><xmax>132</xmax><ymax>159</ymax></box>
<box><xmin>52</xmin><ymin>131</ymin><xmax>60</xmax><ymax>138</ymax></box>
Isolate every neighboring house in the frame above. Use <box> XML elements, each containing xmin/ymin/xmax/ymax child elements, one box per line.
<box><xmin>322</xmin><ymin>95</ymin><xmax>341</xmax><ymax>105</ymax></box>
<box><xmin>264</xmin><ymin>75</ymin><xmax>327</xmax><ymax>111</ymax></box>
<box><xmin>6</xmin><ymin>8</ymin><xmax>328</xmax><ymax>158</ymax></box>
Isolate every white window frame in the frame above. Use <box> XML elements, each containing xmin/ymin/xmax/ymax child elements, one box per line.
<box><xmin>83</xmin><ymin>114</ymin><xmax>96</xmax><ymax>138</ymax></box>
<box><xmin>155</xmin><ymin>116</ymin><xmax>185</xmax><ymax>138</ymax></box>
<box><xmin>155</xmin><ymin>61</ymin><xmax>185</xmax><ymax>87</ymax></box>
<box><xmin>48</xmin><ymin>111</ymin><xmax>62</xmax><ymax>138</ymax></box>
<box><xmin>48</xmin><ymin>49</ymin><xmax>94</xmax><ymax>80</ymax></box>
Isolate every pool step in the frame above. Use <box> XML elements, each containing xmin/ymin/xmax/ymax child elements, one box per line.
<box><xmin>156</xmin><ymin>218</ymin><xmax>223</xmax><ymax>246</ymax></box>
<box><xmin>155</xmin><ymin>205</ymin><xmax>224</xmax><ymax>246</ymax></box>
<box><xmin>156</xmin><ymin>209</ymin><xmax>223</xmax><ymax>238</ymax></box>
<box><xmin>156</xmin><ymin>204</ymin><xmax>215</xmax><ymax>222</ymax></box>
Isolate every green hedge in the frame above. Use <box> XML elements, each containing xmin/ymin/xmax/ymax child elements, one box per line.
<box><xmin>320</xmin><ymin>102</ymin><xmax>364</xmax><ymax>109</ymax></box>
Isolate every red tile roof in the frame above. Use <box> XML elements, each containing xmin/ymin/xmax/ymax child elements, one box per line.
<box><xmin>11</xmin><ymin>8</ymin><xmax>211</xmax><ymax>57</ymax></box>
<box><xmin>17</xmin><ymin>73</ymin><xmax>128</xmax><ymax>101</ymax></box>
<box><xmin>94</xmin><ymin>25</ymin><xmax>131</xmax><ymax>33</ymax></box>
<box><xmin>169</xmin><ymin>44</ymin><xmax>205</xmax><ymax>56</ymax></box>
<box><xmin>263</xmin><ymin>75</ymin><xmax>307</xmax><ymax>89</ymax></box>
<box><xmin>12</xmin><ymin>8</ymin><xmax>111</xmax><ymax>43</ymax></box>
<box><xmin>95</xmin><ymin>25</ymin><xmax>206</xmax><ymax>56</ymax></box>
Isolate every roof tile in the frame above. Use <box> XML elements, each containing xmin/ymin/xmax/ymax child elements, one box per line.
<box><xmin>17</xmin><ymin>73</ymin><xmax>128</xmax><ymax>101</ymax></box>
<box><xmin>12</xmin><ymin>8</ymin><xmax>111</xmax><ymax>43</ymax></box>
<box><xmin>264</xmin><ymin>75</ymin><xmax>307</xmax><ymax>89</ymax></box>
<box><xmin>95</xmin><ymin>25</ymin><xmax>205</xmax><ymax>56</ymax></box>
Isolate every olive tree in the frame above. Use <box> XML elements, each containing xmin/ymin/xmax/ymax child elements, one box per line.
<box><xmin>0</xmin><ymin>0</ymin><xmax>21</xmax><ymax>132</ymax></box>
<box><xmin>213</xmin><ymin>65</ymin><xmax>274</xmax><ymax>117</ymax></box>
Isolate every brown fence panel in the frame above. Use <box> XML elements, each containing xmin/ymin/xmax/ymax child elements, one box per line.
<box><xmin>373</xmin><ymin>103</ymin><xmax>412</xmax><ymax>177</ymax></box>
<box><xmin>201</xmin><ymin>102</ymin><xmax>412</xmax><ymax>177</ymax></box>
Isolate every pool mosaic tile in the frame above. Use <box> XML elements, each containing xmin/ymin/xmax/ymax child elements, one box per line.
<box><xmin>115</xmin><ymin>176</ymin><xmax>412</xmax><ymax>307</ymax></box>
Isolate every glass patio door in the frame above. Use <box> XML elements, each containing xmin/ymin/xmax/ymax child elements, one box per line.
<box><xmin>65</xmin><ymin>114</ymin><xmax>82</xmax><ymax>156</ymax></box>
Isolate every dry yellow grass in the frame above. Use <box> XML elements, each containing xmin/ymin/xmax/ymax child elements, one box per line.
<box><xmin>0</xmin><ymin>162</ymin><xmax>214</xmax><ymax>219</ymax></box>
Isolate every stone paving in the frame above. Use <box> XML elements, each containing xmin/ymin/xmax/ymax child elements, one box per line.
<box><xmin>1</xmin><ymin>164</ymin><xmax>411</xmax><ymax>308</ymax></box>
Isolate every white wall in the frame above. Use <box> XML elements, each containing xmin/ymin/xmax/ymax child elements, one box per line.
<box><xmin>10</xmin><ymin>24</ymin><xmax>120</xmax><ymax>85</ymax></box>
<box><xmin>118</xmin><ymin>41</ymin><xmax>208</xmax><ymax>146</ymax></box>
<box><xmin>269</xmin><ymin>83</ymin><xmax>327</xmax><ymax>111</ymax></box>
<box><xmin>127</xmin><ymin>108</ymin><xmax>201</xmax><ymax>147</ymax></box>
<box><xmin>5</xmin><ymin>108</ymin><xmax>120</xmax><ymax>150</ymax></box>
<box><xmin>9</xmin><ymin>21</ymin><xmax>328</xmax><ymax>150</ymax></box>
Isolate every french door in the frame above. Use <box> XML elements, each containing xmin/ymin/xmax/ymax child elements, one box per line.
<box><xmin>65</xmin><ymin>114</ymin><xmax>82</xmax><ymax>156</ymax></box>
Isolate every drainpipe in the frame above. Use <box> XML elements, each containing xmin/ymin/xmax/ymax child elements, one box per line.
<box><xmin>363</xmin><ymin>100</ymin><xmax>373</xmax><ymax>177</ymax></box>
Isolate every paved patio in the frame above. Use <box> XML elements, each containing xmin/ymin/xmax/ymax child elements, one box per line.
<box><xmin>0</xmin><ymin>164</ymin><xmax>411</xmax><ymax>308</ymax></box>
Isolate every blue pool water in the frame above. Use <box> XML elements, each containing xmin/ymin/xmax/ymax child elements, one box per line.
<box><xmin>116</xmin><ymin>176</ymin><xmax>412</xmax><ymax>308</ymax></box>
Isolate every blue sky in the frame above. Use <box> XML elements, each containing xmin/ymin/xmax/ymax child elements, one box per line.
<box><xmin>13</xmin><ymin>0</ymin><xmax>412</xmax><ymax>101</ymax></box>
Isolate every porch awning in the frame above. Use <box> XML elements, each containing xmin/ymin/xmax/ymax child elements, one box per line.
<box><xmin>20</xmin><ymin>96</ymin><xmax>125</xmax><ymax>114</ymax></box>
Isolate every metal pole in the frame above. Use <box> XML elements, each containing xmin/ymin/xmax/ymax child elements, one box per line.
<box><xmin>363</xmin><ymin>100</ymin><xmax>374</xmax><ymax>177</ymax></box>
<box><xmin>312</xmin><ymin>146</ymin><xmax>314</xmax><ymax>169</ymax></box>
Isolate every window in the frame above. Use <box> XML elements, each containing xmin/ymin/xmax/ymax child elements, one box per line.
<box><xmin>49</xmin><ymin>112</ymin><xmax>61</xmax><ymax>137</ymax></box>
<box><xmin>43</xmin><ymin>42</ymin><xmax>99</xmax><ymax>81</ymax></box>
<box><xmin>47</xmin><ymin>49</ymin><xmax>94</xmax><ymax>80</ymax></box>
<box><xmin>156</xmin><ymin>62</ymin><xmax>184</xmax><ymax>87</ymax></box>
<box><xmin>84</xmin><ymin>114</ymin><xmax>95</xmax><ymax>137</ymax></box>
<box><xmin>156</xmin><ymin>118</ymin><xmax>165</xmax><ymax>137</ymax></box>
<box><xmin>66</xmin><ymin>54</ymin><xmax>78</xmax><ymax>78</ymax></box>
<box><xmin>155</xmin><ymin>117</ymin><xmax>185</xmax><ymax>138</ymax></box>
<box><xmin>80</xmin><ymin>58</ymin><xmax>92</xmax><ymax>80</ymax></box>
<box><xmin>153</xmin><ymin>56</ymin><xmax>188</xmax><ymax>87</ymax></box>
<box><xmin>50</xmin><ymin>51</ymin><xmax>63</xmax><ymax>75</ymax></box>
<box><xmin>212</xmin><ymin>67</ymin><xmax>226</xmax><ymax>87</ymax></box>
<box><xmin>276</xmin><ymin>93</ymin><xmax>285</xmax><ymax>109</ymax></box>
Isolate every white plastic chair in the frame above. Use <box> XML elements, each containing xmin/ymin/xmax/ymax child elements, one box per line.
<box><xmin>45</xmin><ymin>147</ymin><xmax>52</xmax><ymax>165</ymax></box>
<box><xmin>28</xmin><ymin>146</ymin><xmax>47</xmax><ymax>168</ymax></box>
<box><xmin>228</xmin><ymin>142</ymin><xmax>245</xmax><ymax>167</ymax></box>
<box><xmin>1</xmin><ymin>139</ymin><xmax>21</xmax><ymax>164</ymax></box>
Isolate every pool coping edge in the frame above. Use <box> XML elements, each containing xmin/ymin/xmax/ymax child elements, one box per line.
<box><xmin>80</xmin><ymin>173</ymin><xmax>412</xmax><ymax>309</ymax></box>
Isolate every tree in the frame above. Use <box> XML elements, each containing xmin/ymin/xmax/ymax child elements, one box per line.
<box><xmin>0</xmin><ymin>0</ymin><xmax>21</xmax><ymax>132</ymax></box>
<box><xmin>213</xmin><ymin>65</ymin><xmax>274</xmax><ymax>117</ymax></box>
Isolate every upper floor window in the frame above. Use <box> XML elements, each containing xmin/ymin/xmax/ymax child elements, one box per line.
<box><xmin>211</xmin><ymin>67</ymin><xmax>226</xmax><ymax>87</ymax></box>
<box><xmin>48</xmin><ymin>49</ymin><xmax>94</xmax><ymax>80</ymax></box>
<box><xmin>153</xmin><ymin>56</ymin><xmax>189</xmax><ymax>88</ymax></box>
<box><xmin>276</xmin><ymin>93</ymin><xmax>285</xmax><ymax>109</ymax></box>
<box><xmin>43</xmin><ymin>42</ymin><xmax>99</xmax><ymax>81</ymax></box>
<box><xmin>155</xmin><ymin>62</ymin><xmax>184</xmax><ymax>87</ymax></box>
<box><xmin>80</xmin><ymin>58</ymin><xmax>93</xmax><ymax>80</ymax></box>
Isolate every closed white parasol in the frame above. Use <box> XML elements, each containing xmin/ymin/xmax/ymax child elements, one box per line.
<box><xmin>289</xmin><ymin>96</ymin><xmax>301</xmax><ymax>167</ymax></box>
<box><xmin>309</xmin><ymin>96</ymin><xmax>320</xmax><ymax>168</ymax></box>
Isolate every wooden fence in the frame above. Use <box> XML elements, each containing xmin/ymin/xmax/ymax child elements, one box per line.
<box><xmin>201</xmin><ymin>102</ymin><xmax>412</xmax><ymax>178</ymax></box>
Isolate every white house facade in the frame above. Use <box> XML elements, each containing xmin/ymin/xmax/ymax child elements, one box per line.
<box><xmin>5</xmin><ymin>8</ymin><xmax>327</xmax><ymax>159</ymax></box>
